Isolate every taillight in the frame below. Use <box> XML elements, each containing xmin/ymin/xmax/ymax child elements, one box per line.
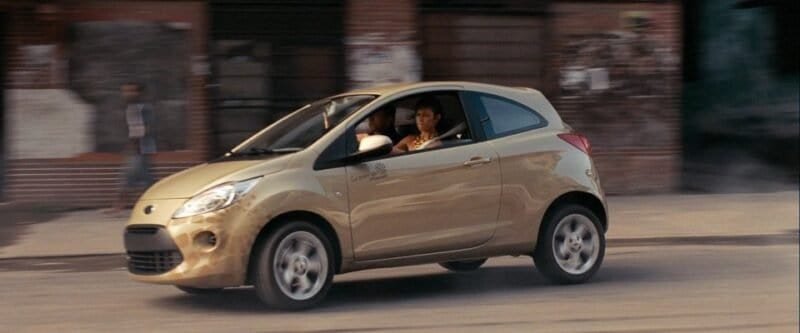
<box><xmin>558</xmin><ymin>133</ymin><xmax>592</xmax><ymax>155</ymax></box>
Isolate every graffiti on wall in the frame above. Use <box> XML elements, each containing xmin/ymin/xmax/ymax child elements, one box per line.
<box><xmin>556</xmin><ymin>11</ymin><xmax>681</xmax><ymax>151</ymax></box>
<box><xmin>347</xmin><ymin>33</ymin><xmax>421</xmax><ymax>89</ymax></box>
<box><xmin>559</xmin><ymin>12</ymin><xmax>679</xmax><ymax>98</ymax></box>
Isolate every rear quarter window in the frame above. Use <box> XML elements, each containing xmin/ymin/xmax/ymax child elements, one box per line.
<box><xmin>476</xmin><ymin>93</ymin><xmax>547</xmax><ymax>138</ymax></box>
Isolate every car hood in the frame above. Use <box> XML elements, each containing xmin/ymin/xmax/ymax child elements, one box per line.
<box><xmin>141</xmin><ymin>155</ymin><xmax>292</xmax><ymax>199</ymax></box>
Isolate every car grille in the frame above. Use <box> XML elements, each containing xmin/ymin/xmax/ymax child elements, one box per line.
<box><xmin>127</xmin><ymin>251</ymin><xmax>183</xmax><ymax>275</ymax></box>
<box><xmin>125</xmin><ymin>226</ymin><xmax>159</xmax><ymax>235</ymax></box>
<box><xmin>124</xmin><ymin>225</ymin><xmax>183</xmax><ymax>275</ymax></box>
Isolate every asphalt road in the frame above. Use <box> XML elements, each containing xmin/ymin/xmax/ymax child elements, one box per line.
<box><xmin>1</xmin><ymin>235</ymin><xmax>797</xmax><ymax>333</ymax></box>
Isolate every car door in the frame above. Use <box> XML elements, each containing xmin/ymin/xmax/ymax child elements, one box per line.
<box><xmin>346</xmin><ymin>91</ymin><xmax>502</xmax><ymax>261</ymax></box>
<box><xmin>347</xmin><ymin>142</ymin><xmax>501</xmax><ymax>261</ymax></box>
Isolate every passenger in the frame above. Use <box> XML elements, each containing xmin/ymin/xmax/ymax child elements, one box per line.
<box><xmin>393</xmin><ymin>96</ymin><xmax>442</xmax><ymax>153</ymax></box>
<box><xmin>357</xmin><ymin>106</ymin><xmax>402</xmax><ymax>144</ymax></box>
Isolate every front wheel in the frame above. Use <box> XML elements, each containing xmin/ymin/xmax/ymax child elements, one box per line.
<box><xmin>252</xmin><ymin>221</ymin><xmax>334</xmax><ymax>310</ymax></box>
<box><xmin>533</xmin><ymin>205</ymin><xmax>605</xmax><ymax>284</ymax></box>
<box><xmin>439</xmin><ymin>258</ymin><xmax>487</xmax><ymax>272</ymax></box>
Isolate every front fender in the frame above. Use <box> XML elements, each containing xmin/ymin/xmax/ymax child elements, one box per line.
<box><xmin>231</xmin><ymin>168</ymin><xmax>352</xmax><ymax>282</ymax></box>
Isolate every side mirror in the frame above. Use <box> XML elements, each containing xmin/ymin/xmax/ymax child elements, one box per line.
<box><xmin>347</xmin><ymin>135</ymin><xmax>393</xmax><ymax>163</ymax></box>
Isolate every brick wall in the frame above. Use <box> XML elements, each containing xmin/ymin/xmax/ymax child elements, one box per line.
<box><xmin>2</xmin><ymin>1</ymin><xmax>209</xmax><ymax>206</ymax></box>
<box><xmin>347</xmin><ymin>0</ymin><xmax>416</xmax><ymax>37</ymax></box>
<box><xmin>5</xmin><ymin>159</ymin><xmax>197</xmax><ymax>207</ymax></box>
<box><xmin>548</xmin><ymin>1</ymin><xmax>683</xmax><ymax>194</ymax></box>
<box><xmin>3</xmin><ymin>2</ymin><xmax>64</xmax><ymax>90</ymax></box>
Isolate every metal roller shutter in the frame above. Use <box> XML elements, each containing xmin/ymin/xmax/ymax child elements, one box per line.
<box><xmin>209</xmin><ymin>1</ymin><xmax>345</xmax><ymax>155</ymax></box>
<box><xmin>419</xmin><ymin>0</ymin><xmax>550</xmax><ymax>87</ymax></box>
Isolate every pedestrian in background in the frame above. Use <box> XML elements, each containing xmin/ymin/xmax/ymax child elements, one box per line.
<box><xmin>108</xmin><ymin>82</ymin><xmax>156</xmax><ymax>214</ymax></box>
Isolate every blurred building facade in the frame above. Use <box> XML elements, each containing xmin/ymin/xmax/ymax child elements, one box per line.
<box><xmin>0</xmin><ymin>1</ymin><xmax>207</xmax><ymax>206</ymax></box>
<box><xmin>682</xmin><ymin>0</ymin><xmax>799</xmax><ymax>192</ymax></box>
<box><xmin>0</xmin><ymin>0</ymin><xmax>684</xmax><ymax>206</ymax></box>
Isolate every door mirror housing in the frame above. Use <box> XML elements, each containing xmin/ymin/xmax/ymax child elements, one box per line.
<box><xmin>347</xmin><ymin>135</ymin><xmax>393</xmax><ymax>163</ymax></box>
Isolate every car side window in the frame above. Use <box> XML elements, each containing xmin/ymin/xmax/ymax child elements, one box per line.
<box><xmin>346</xmin><ymin>91</ymin><xmax>476</xmax><ymax>160</ymax></box>
<box><xmin>473</xmin><ymin>93</ymin><xmax>546</xmax><ymax>138</ymax></box>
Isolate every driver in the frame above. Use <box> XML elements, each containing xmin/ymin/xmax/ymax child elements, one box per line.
<box><xmin>357</xmin><ymin>106</ymin><xmax>402</xmax><ymax>144</ymax></box>
<box><xmin>393</xmin><ymin>96</ymin><xmax>443</xmax><ymax>153</ymax></box>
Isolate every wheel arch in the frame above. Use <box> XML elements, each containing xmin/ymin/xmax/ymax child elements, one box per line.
<box><xmin>540</xmin><ymin>191</ymin><xmax>607</xmax><ymax>234</ymax></box>
<box><xmin>246</xmin><ymin>210</ymin><xmax>344</xmax><ymax>284</ymax></box>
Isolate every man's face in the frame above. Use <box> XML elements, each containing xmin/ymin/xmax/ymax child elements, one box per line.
<box><xmin>121</xmin><ymin>84</ymin><xmax>141</xmax><ymax>103</ymax></box>
<box><xmin>368</xmin><ymin>110</ymin><xmax>394</xmax><ymax>133</ymax></box>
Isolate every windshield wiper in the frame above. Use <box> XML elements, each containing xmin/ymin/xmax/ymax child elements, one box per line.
<box><xmin>214</xmin><ymin>147</ymin><xmax>302</xmax><ymax>161</ymax></box>
<box><xmin>230</xmin><ymin>147</ymin><xmax>301</xmax><ymax>156</ymax></box>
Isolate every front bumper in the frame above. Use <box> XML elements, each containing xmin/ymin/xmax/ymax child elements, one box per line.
<box><xmin>124</xmin><ymin>199</ymin><xmax>252</xmax><ymax>288</ymax></box>
<box><xmin>125</xmin><ymin>225</ymin><xmax>184</xmax><ymax>275</ymax></box>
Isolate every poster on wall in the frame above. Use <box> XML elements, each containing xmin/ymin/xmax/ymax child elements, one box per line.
<box><xmin>347</xmin><ymin>33</ymin><xmax>421</xmax><ymax>89</ymax></box>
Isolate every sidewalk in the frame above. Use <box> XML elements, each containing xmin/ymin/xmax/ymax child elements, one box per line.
<box><xmin>0</xmin><ymin>210</ymin><xmax>128</xmax><ymax>259</ymax></box>
<box><xmin>0</xmin><ymin>191</ymin><xmax>796</xmax><ymax>259</ymax></box>
<box><xmin>607</xmin><ymin>191</ymin><xmax>798</xmax><ymax>239</ymax></box>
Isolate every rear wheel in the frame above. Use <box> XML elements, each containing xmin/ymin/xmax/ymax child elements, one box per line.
<box><xmin>533</xmin><ymin>204</ymin><xmax>605</xmax><ymax>284</ymax></box>
<box><xmin>439</xmin><ymin>258</ymin><xmax>487</xmax><ymax>272</ymax></box>
<box><xmin>252</xmin><ymin>221</ymin><xmax>334</xmax><ymax>310</ymax></box>
<box><xmin>175</xmin><ymin>286</ymin><xmax>223</xmax><ymax>295</ymax></box>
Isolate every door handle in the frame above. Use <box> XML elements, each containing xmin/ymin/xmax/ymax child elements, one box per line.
<box><xmin>463</xmin><ymin>156</ymin><xmax>492</xmax><ymax>167</ymax></box>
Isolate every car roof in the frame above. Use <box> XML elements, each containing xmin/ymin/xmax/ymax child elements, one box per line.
<box><xmin>339</xmin><ymin>81</ymin><xmax>543</xmax><ymax>97</ymax></box>
<box><xmin>337</xmin><ymin>81</ymin><xmax>563</xmax><ymax>128</ymax></box>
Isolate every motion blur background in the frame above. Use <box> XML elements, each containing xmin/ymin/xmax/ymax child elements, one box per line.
<box><xmin>0</xmin><ymin>0</ymin><xmax>796</xmax><ymax>207</ymax></box>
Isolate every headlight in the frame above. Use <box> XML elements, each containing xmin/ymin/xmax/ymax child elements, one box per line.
<box><xmin>172</xmin><ymin>177</ymin><xmax>261</xmax><ymax>218</ymax></box>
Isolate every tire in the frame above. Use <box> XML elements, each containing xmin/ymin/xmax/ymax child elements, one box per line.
<box><xmin>175</xmin><ymin>286</ymin><xmax>223</xmax><ymax>295</ymax></box>
<box><xmin>252</xmin><ymin>221</ymin><xmax>335</xmax><ymax>310</ymax></box>
<box><xmin>439</xmin><ymin>258</ymin><xmax>487</xmax><ymax>272</ymax></box>
<box><xmin>533</xmin><ymin>204</ymin><xmax>605</xmax><ymax>284</ymax></box>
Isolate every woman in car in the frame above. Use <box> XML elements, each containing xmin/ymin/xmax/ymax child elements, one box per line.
<box><xmin>393</xmin><ymin>96</ymin><xmax>443</xmax><ymax>153</ymax></box>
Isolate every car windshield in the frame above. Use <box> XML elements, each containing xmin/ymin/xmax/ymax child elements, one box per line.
<box><xmin>230</xmin><ymin>94</ymin><xmax>376</xmax><ymax>156</ymax></box>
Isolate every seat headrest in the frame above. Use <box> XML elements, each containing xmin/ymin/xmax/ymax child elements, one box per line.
<box><xmin>394</xmin><ymin>106</ymin><xmax>416</xmax><ymax>137</ymax></box>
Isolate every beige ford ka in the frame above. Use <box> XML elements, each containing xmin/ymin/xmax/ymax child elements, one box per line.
<box><xmin>124</xmin><ymin>81</ymin><xmax>607</xmax><ymax>310</ymax></box>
